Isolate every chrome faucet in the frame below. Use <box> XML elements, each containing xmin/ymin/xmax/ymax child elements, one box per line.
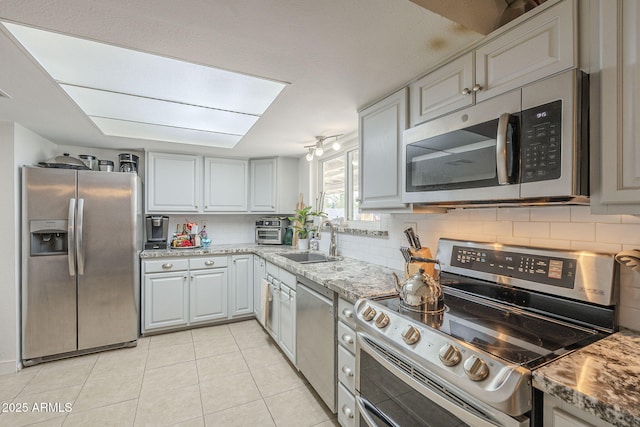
<box><xmin>320</xmin><ymin>219</ymin><xmax>337</xmax><ymax>257</ymax></box>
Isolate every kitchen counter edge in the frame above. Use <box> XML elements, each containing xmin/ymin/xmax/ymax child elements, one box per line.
<box><xmin>140</xmin><ymin>244</ymin><xmax>398</xmax><ymax>303</ymax></box>
<box><xmin>532</xmin><ymin>329</ymin><xmax>640</xmax><ymax>427</ymax></box>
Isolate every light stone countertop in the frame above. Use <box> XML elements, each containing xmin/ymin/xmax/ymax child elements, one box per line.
<box><xmin>140</xmin><ymin>243</ymin><xmax>399</xmax><ymax>303</ymax></box>
<box><xmin>533</xmin><ymin>329</ymin><xmax>640</xmax><ymax>427</ymax></box>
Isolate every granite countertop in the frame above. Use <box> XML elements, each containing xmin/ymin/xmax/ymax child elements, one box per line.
<box><xmin>140</xmin><ymin>244</ymin><xmax>399</xmax><ymax>303</ymax></box>
<box><xmin>533</xmin><ymin>329</ymin><xmax>640</xmax><ymax>427</ymax></box>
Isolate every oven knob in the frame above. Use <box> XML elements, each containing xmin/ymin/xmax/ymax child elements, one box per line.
<box><xmin>401</xmin><ymin>326</ymin><xmax>421</xmax><ymax>345</ymax></box>
<box><xmin>362</xmin><ymin>306</ymin><xmax>377</xmax><ymax>322</ymax></box>
<box><xmin>438</xmin><ymin>344</ymin><xmax>462</xmax><ymax>367</ymax></box>
<box><xmin>375</xmin><ymin>312</ymin><xmax>390</xmax><ymax>329</ymax></box>
<box><xmin>463</xmin><ymin>355</ymin><xmax>490</xmax><ymax>381</ymax></box>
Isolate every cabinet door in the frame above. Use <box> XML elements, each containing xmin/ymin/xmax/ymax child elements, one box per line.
<box><xmin>593</xmin><ymin>0</ymin><xmax>640</xmax><ymax>212</ymax></box>
<box><xmin>475</xmin><ymin>0</ymin><xmax>576</xmax><ymax>103</ymax></box>
<box><xmin>278</xmin><ymin>284</ymin><xmax>296</xmax><ymax>364</ymax></box>
<box><xmin>204</xmin><ymin>157</ymin><xmax>248</xmax><ymax>212</ymax></box>
<box><xmin>410</xmin><ymin>53</ymin><xmax>474</xmax><ymax>126</ymax></box>
<box><xmin>229</xmin><ymin>255</ymin><xmax>254</xmax><ymax>318</ymax></box>
<box><xmin>253</xmin><ymin>256</ymin><xmax>266</xmax><ymax>318</ymax></box>
<box><xmin>144</xmin><ymin>272</ymin><xmax>189</xmax><ymax>332</ymax></box>
<box><xmin>146</xmin><ymin>152</ymin><xmax>201</xmax><ymax>212</ymax></box>
<box><xmin>358</xmin><ymin>88</ymin><xmax>409</xmax><ymax>210</ymax></box>
<box><xmin>249</xmin><ymin>158</ymin><xmax>277</xmax><ymax>212</ymax></box>
<box><xmin>190</xmin><ymin>268</ymin><xmax>228</xmax><ymax>323</ymax></box>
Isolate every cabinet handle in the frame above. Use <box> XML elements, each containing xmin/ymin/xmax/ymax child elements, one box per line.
<box><xmin>342</xmin><ymin>406</ymin><xmax>354</xmax><ymax>419</ymax></box>
<box><xmin>204</xmin><ymin>260</ymin><xmax>215</xmax><ymax>266</ymax></box>
<box><xmin>162</xmin><ymin>263</ymin><xmax>173</xmax><ymax>269</ymax></box>
<box><xmin>341</xmin><ymin>366</ymin><xmax>354</xmax><ymax>377</ymax></box>
<box><xmin>342</xmin><ymin>309</ymin><xmax>354</xmax><ymax>318</ymax></box>
<box><xmin>461</xmin><ymin>87</ymin><xmax>471</xmax><ymax>95</ymax></box>
<box><xmin>190</xmin><ymin>276</ymin><xmax>194</xmax><ymax>281</ymax></box>
<box><xmin>472</xmin><ymin>84</ymin><xmax>483</xmax><ymax>92</ymax></box>
<box><xmin>342</xmin><ymin>334</ymin><xmax>354</xmax><ymax>345</ymax></box>
<box><xmin>195</xmin><ymin>205</ymin><xmax>198</xmax><ymax>209</ymax></box>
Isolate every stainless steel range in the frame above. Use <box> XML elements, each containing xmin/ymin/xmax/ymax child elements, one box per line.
<box><xmin>355</xmin><ymin>238</ymin><xmax>617</xmax><ymax>427</ymax></box>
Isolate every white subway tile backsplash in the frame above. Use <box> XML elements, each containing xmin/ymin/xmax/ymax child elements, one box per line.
<box><xmin>621</xmin><ymin>215</ymin><xmax>640</xmax><ymax>224</ymax></box>
<box><xmin>530</xmin><ymin>206</ymin><xmax>570</xmax><ymax>222</ymax></box>
<box><xmin>513</xmin><ymin>222</ymin><xmax>550</xmax><ymax>238</ymax></box>
<box><xmin>596</xmin><ymin>224</ymin><xmax>640</xmax><ymax>245</ymax></box>
<box><xmin>529</xmin><ymin>238</ymin><xmax>571</xmax><ymax>250</ymax></box>
<box><xmin>549</xmin><ymin>222</ymin><xmax>595</xmax><ymax>242</ymax></box>
<box><xmin>570</xmin><ymin>206</ymin><xmax>621</xmax><ymax>223</ymax></box>
<box><xmin>618</xmin><ymin>307</ymin><xmax>640</xmax><ymax>332</ymax></box>
<box><xmin>498</xmin><ymin>236</ymin><xmax>532</xmax><ymax>246</ymax></box>
<box><xmin>468</xmin><ymin>208</ymin><xmax>497</xmax><ymax>222</ymax></box>
<box><xmin>569</xmin><ymin>241</ymin><xmax>621</xmax><ymax>254</ymax></box>
<box><xmin>497</xmin><ymin>207</ymin><xmax>530</xmax><ymax>222</ymax></box>
<box><xmin>482</xmin><ymin>221</ymin><xmax>513</xmax><ymax>236</ymax></box>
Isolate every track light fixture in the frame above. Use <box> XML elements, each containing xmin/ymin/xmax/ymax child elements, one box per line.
<box><xmin>304</xmin><ymin>134</ymin><xmax>343</xmax><ymax>162</ymax></box>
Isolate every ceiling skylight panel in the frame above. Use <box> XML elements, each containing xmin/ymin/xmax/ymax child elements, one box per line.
<box><xmin>60</xmin><ymin>84</ymin><xmax>259</xmax><ymax>135</ymax></box>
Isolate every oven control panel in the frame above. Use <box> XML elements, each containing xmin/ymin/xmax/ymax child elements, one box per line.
<box><xmin>450</xmin><ymin>245</ymin><xmax>576</xmax><ymax>289</ymax></box>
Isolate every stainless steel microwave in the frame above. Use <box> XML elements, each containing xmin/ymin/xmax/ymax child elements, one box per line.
<box><xmin>402</xmin><ymin>70</ymin><xmax>589</xmax><ymax>207</ymax></box>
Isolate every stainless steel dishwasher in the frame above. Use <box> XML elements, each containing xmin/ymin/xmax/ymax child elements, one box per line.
<box><xmin>296</xmin><ymin>275</ymin><xmax>337</xmax><ymax>413</ymax></box>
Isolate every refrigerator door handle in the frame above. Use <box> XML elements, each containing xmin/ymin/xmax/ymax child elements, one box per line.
<box><xmin>76</xmin><ymin>198</ymin><xmax>85</xmax><ymax>275</ymax></box>
<box><xmin>68</xmin><ymin>198</ymin><xmax>76</xmax><ymax>276</ymax></box>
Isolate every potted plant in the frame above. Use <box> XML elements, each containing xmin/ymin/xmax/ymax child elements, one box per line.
<box><xmin>288</xmin><ymin>205</ymin><xmax>326</xmax><ymax>250</ymax></box>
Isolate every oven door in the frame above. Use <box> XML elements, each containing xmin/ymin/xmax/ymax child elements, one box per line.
<box><xmin>402</xmin><ymin>90</ymin><xmax>521</xmax><ymax>205</ymax></box>
<box><xmin>356</xmin><ymin>334</ymin><xmax>529</xmax><ymax>427</ymax></box>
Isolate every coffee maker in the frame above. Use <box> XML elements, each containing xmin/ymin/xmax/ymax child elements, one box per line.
<box><xmin>145</xmin><ymin>216</ymin><xmax>169</xmax><ymax>249</ymax></box>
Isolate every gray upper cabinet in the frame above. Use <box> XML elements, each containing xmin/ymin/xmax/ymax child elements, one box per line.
<box><xmin>204</xmin><ymin>157</ymin><xmax>248</xmax><ymax>212</ymax></box>
<box><xmin>358</xmin><ymin>88</ymin><xmax>409</xmax><ymax>210</ymax></box>
<box><xmin>409</xmin><ymin>0</ymin><xmax>576</xmax><ymax>128</ymax></box>
<box><xmin>591</xmin><ymin>0</ymin><xmax>640</xmax><ymax>214</ymax></box>
<box><xmin>146</xmin><ymin>152</ymin><xmax>201</xmax><ymax>213</ymax></box>
<box><xmin>249</xmin><ymin>157</ymin><xmax>299</xmax><ymax>214</ymax></box>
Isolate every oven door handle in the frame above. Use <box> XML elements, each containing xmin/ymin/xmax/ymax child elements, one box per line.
<box><xmin>356</xmin><ymin>396</ymin><xmax>399</xmax><ymax>427</ymax></box>
<box><xmin>496</xmin><ymin>112</ymin><xmax>512</xmax><ymax>185</ymax></box>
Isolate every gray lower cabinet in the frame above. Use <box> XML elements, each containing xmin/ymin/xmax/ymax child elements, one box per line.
<box><xmin>142</xmin><ymin>256</ymin><xmax>232</xmax><ymax>334</ymax></box>
<box><xmin>229</xmin><ymin>254</ymin><xmax>254</xmax><ymax>318</ymax></box>
<box><xmin>337</xmin><ymin>298</ymin><xmax>357</xmax><ymax>427</ymax></box>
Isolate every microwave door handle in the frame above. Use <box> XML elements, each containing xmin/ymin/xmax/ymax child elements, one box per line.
<box><xmin>496</xmin><ymin>112</ymin><xmax>511</xmax><ymax>185</ymax></box>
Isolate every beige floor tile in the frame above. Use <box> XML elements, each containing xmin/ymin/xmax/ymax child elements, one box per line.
<box><xmin>17</xmin><ymin>415</ymin><xmax>67</xmax><ymax>426</ymax></box>
<box><xmin>204</xmin><ymin>399</ymin><xmax>275</xmax><ymax>427</ymax></box>
<box><xmin>136</xmin><ymin>336</ymin><xmax>151</xmax><ymax>350</ymax></box>
<box><xmin>200</xmin><ymin>372</ymin><xmax>262</xmax><ymax>414</ymax></box>
<box><xmin>140</xmin><ymin>361</ymin><xmax>198</xmax><ymax>397</ymax></box>
<box><xmin>2</xmin><ymin>385</ymin><xmax>81</xmax><ymax>426</ymax></box>
<box><xmin>195</xmin><ymin>351</ymin><xmax>248</xmax><ymax>383</ymax></box>
<box><xmin>228</xmin><ymin>320</ymin><xmax>263</xmax><ymax>336</ymax></box>
<box><xmin>63</xmin><ymin>399</ymin><xmax>137</xmax><ymax>427</ymax></box>
<box><xmin>191</xmin><ymin>324</ymin><xmax>231</xmax><ymax>342</ymax></box>
<box><xmin>149</xmin><ymin>330</ymin><xmax>194</xmax><ymax>349</ymax></box>
<box><xmin>72</xmin><ymin>371</ymin><xmax>142</xmax><ymax>412</ymax></box>
<box><xmin>240</xmin><ymin>341</ymin><xmax>287</xmax><ymax>370</ymax></box>
<box><xmin>264</xmin><ymin>386</ymin><xmax>333</xmax><ymax>427</ymax></box>
<box><xmin>312</xmin><ymin>418</ymin><xmax>340</xmax><ymax>427</ymax></box>
<box><xmin>194</xmin><ymin>335</ymin><xmax>239</xmax><ymax>359</ymax></box>
<box><xmin>250</xmin><ymin>361</ymin><xmax>305</xmax><ymax>397</ymax></box>
<box><xmin>233</xmin><ymin>329</ymin><xmax>273</xmax><ymax>351</ymax></box>
<box><xmin>135</xmin><ymin>383</ymin><xmax>202</xmax><ymax>426</ymax></box>
<box><xmin>173</xmin><ymin>416</ymin><xmax>206</xmax><ymax>427</ymax></box>
<box><xmin>90</xmin><ymin>350</ymin><xmax>147</xmax><ymax>379</ymax></box>
<box><xmin>19</xmin><ymin>360</ymin><xmax>94</xmax><ymax>397</ymax></box>
<box><xmin>0</xmin><ymin>367</ymin><xmax>39</xmax><ymax>401</ymax></box>
<box><xmin>146</xmin><ymin>342</ymin><xmax>195</xmax><ymax>370</ymax></box>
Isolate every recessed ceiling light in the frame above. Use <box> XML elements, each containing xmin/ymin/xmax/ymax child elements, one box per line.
<box><xmin>1</xmin><ymin>21</ymin><xmax>287</xmax><ymax>148</ymax></box>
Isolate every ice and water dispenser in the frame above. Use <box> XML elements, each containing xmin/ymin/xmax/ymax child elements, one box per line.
<box><xmin>30</xmin><ymin>220</ymin><xmax>68</xmax><ymax>256</ymax></box>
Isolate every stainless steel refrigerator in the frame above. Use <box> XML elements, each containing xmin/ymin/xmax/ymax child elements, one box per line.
<box><xmin>22</xmin><ymin>166</ymin><xmax>142</xmax><ymax>365</ymax></box>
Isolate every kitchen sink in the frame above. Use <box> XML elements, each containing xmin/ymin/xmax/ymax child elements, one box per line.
<box><xmin>278</xmin><ymin>252</ymin><xmax>339</xmax><ymax>264</ymax></box>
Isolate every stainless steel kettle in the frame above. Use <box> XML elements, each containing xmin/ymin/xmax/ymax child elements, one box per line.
<box><xmin>393</xmin><ymin>268</ymin><xmax>444</xmax><ymax>313</ymax></box>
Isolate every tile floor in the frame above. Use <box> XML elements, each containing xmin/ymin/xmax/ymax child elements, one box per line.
<box><xmin>0</xmin><ymin>320</ymin><xmax>339</xmax><ymax>427</ymax></box>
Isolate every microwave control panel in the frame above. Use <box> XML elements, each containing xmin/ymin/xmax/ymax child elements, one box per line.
<box><xmin>520</xmin><ymin>100</ymin><xmax>562</xmax><ymax>183</ymax></box>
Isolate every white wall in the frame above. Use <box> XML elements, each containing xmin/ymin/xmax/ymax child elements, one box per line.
<box><xmin>321</xmin><ymin>205</ymin><xmax>640</xmax><ymax>332</ymax></box>
<box><xmin>165</xmin><ymin>214</ymin><xmax>260</xmax><ymax>245</ymax></box>
<box><xmin>0</xmin><ymin>122</ymin><xmax>57</xmax><ymax>374</ymax></box>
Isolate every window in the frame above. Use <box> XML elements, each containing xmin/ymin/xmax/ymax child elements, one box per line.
<box><xmin>320</xmin><ymin>148</ymin><xmax>379</xmax><ymax>222</ymax></box>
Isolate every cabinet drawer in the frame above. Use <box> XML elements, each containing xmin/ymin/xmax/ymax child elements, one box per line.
<box><xmin>144</xmin><ymin>258</ymin><xmax>188</xmax><ymax>273</ymax></box>
<box><xmin>338</xmin><ymin>344</ymin><xmax>356</xmax><ymax>394</ymax></box>
<box><xmin>338</xmin><ymin>298</ymin><xmax>356</xmax><ymax>329</ymax></box>
<box><xmin>279</xmin><ymin>268</ymin><xmax>296</xmax><ymax>289</ymax></box>
<box><xmin>338</xmin><ymin>321</ymin><xmax>356</xmax><ymax>354</ymax></box>
<box><xmin>189</xmin><ymin>256</ymin><xmax>228</xmax><ymax>270</ymax></box>
<box><xmin>337</xmin><ymin>383</ymin><xmax>356</xmax><ymax>427</ymax></box>
<box><xmin>266</xmin><ymin>261</ymin><xmax>279</xmax><ymax>277</ymax></box>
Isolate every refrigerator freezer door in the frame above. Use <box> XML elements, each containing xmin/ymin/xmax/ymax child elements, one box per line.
<box><xmin>77</xmin><ymin>172</ymin><xmax>139</xmax><ymax>350</ymax></box>
<box><xmin>22</xmin><ymin>167</ymin><xmax>78</xmax><ymax>359</ymax></box>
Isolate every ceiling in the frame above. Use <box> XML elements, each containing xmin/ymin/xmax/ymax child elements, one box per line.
<box><xmin>0</xmin><ymin>0</ymin><xmax>482</xmax><ymax>158</ymax></box>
